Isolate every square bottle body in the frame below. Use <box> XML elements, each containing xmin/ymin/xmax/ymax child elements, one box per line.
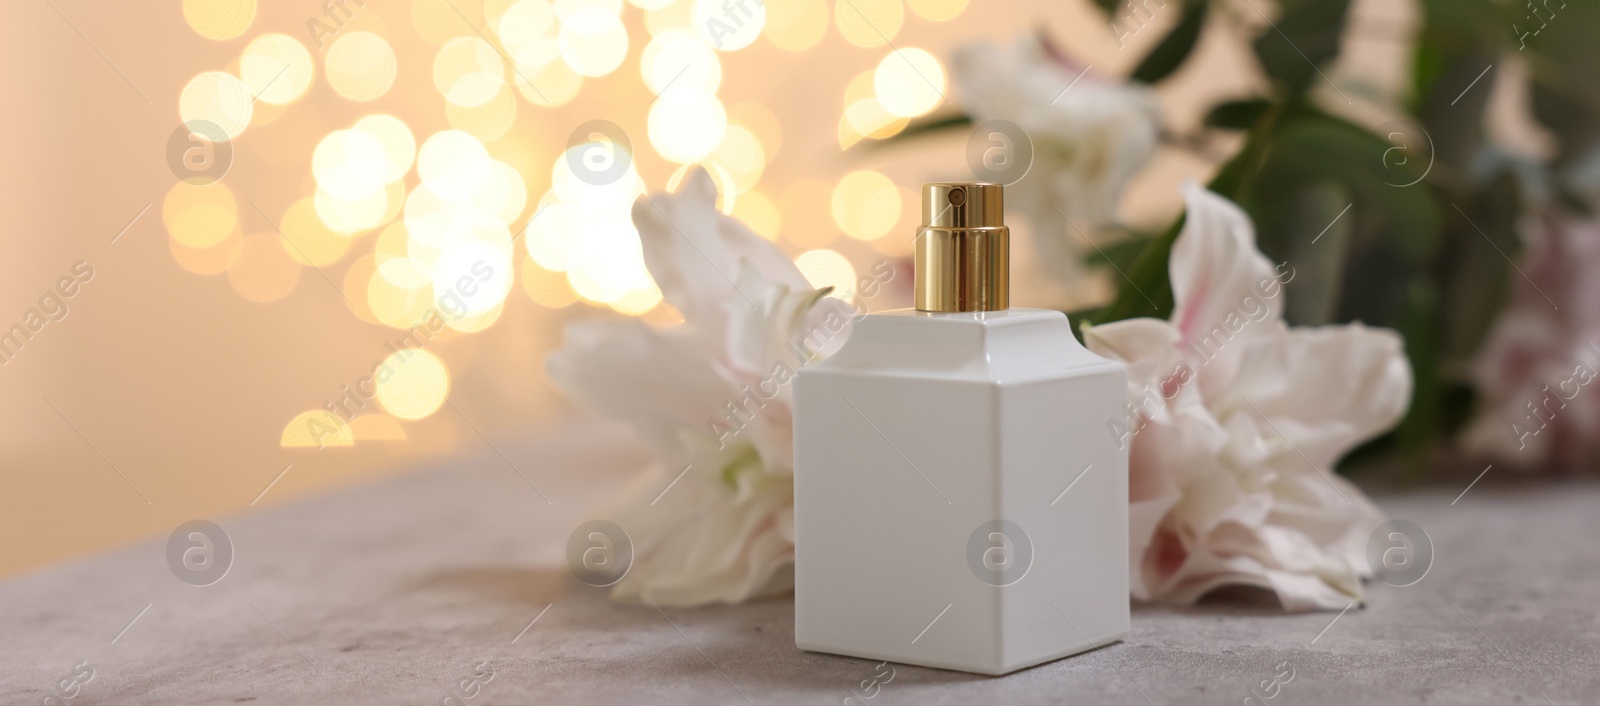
<box><xmin>793</xmin><ymin>308</ymin><xmax>1129</xmax><ymax>675</ymax></box>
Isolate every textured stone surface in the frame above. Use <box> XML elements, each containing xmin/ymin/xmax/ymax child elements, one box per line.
<box><xmin>3</xmin><ymin>423</ymin><xmax>1596</xmax><ymax>705</ymax></box>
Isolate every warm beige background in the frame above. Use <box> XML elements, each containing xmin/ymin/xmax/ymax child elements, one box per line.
<box><xmin>0</xmin><ymin>0</ymin><xmax>1420</xmax><ymax>577</ymax></box>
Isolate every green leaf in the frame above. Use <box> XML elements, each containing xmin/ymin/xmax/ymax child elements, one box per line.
<box><xmin>1395</xmin><ymin>275</ymin><xmax>1440</xmax><ymax>474</ymax></box>
<box><xmin>1251</xmin><ymin>0</ymin><xmax>1352</xmax><ymax>93</ymax></box>
<box><xmin>1257</xmin><ymin>114</ymin><xmax>1442</xmax><ymax>264</ymax></box>
<box><xmin>1082</xmin><ymin>232</ymin><xmax>1155</xmax><ymax>271</ymax></box>
<box><xmin>1438</xmin><ymin>172</ymin><xmax>1518</xmax><ymax>364</ymax></box>
<box><xmin>1130</xmin><ymin>0</ymin><xmax>1209</xmax><ymax>84</ymax></box>
<box><xmin>1276</xmin><ymin>181</ymin><xmax>1353</xmax><ymax>326</ymax></box>
<box><xmin>1204</xmin><ymin>99</ymin><xmax>1272</xmax><ymax>130</ymax></box>
<box><xmin>1089</xmin><ymin>217</ymin><xmax>1181</xmax><ymax>324</ymax></box>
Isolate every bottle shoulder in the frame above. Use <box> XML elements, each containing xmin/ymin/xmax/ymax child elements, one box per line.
<box><xmin>802</xmin><ymin>307</ymin><xmax>1124</xmax><ymax>384</ymax></box>
<box><xmin>860</xmin><ymin>307</ymin><xmax>1064</xmax><ymax>324</ymax></box>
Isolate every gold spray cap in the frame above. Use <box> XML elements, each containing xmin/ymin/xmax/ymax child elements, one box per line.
<box><xmin>914</xmin><ymin>182</ymin><xmax>1009</xmax><ymax>312</ymax></box>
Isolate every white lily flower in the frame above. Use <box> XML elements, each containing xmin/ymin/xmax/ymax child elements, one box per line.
<box><xmin>951</xmin><ymin>33</ymin><xmax>1161</xmax><ymax>282</ymax></box>
<box><xmin>1083</xmin><ymin>184</ymin><xmax>1412</xmax><ymax>611</ymax></box>
<box><xmin>548</xmin><ymin>167</ymin><xmax>854</xmax><ymax>606</ymax></box>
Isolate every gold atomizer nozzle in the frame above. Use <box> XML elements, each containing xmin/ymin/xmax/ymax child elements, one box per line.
<box><xmin>914</xmin><ymin>182</ymin><xmax>1009</xmax><ymax>312</ymax></box>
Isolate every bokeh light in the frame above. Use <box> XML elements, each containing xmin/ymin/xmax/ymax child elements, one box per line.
<box><xmin>170</xmin><ymin>227</ymin><xmax>244</xmax><ymax>276</ymax></box>
<box><xmin>691</xmin><ymin>0</ymin><xmax>765</xmax><ymax>51</ymax></box>
<box><xmin>434</xmin><ymin>37</ymin><xmax>506</xmax><ymax>107</ymax></box>
<box><xmin>795</xmin><ymin>249</ymin><xmax>858</xmax><ymax>300</ymax></box>
<box><xmin>315</xmin><ymin>185</ymin><xmax>393</xmax><ymax>235</ymax></box>
<box><xmin>180</xmin><ymin>71</ymin><xmax>254</xmax><ymax>140</ymax></box>
<box><xmin>446</xmin><ymin>84</ymin><xmax>519</xmax><ymax>141</ymax></box>
<box><xmin>313</xmin><ymin>129</ymin><xmax>393</xmax><ymax>200</ymax></box>
<box><xmin>417</xmin><ymin>131</ymin><xmax>491</xmax><ymax>197</ymax></box>
<box><xmin>522</xmin><ymin>258</ymin><xmax>579</xmax><ymax>308</ymax></box>
<box><xmin>763</xmin><ymin>0</ymin><xmax>828</xmax><ymax>51</ymax></box>
<box><xmin>733</xmin><ymin>189</ymin><xmax>780</xmax><ymax>241</ymax></box>
<box><xmin>874</xmin><ymin>48</ymin><xmax>946</xmax><ymax>118</ymax></box>
<box><xmin>326</xmin><ymin>32</ymin><xmax>399</xmax><ymax>102</ymax></box>
<box><xmin>164</xmin><ymin>181</ymin><xmax>238</xmax><ymax>249</ymax></box>
<box><xmin>512</xmin><ymin>58</ymin><xmax>584</xmax><ymax>106</ymax></box>
<box><xmin>610</xmin><ymin>283</ymin><xmax>664</xmax><ymax>315</ymax></box>
<box><xmin>710</xmin><ymin>125</ymin><xmax>766</xmax><ymax>192</ymax></box>
<box><xmin>524</xmin><ymin>199</ymin><xmax>580</xmax><ymax>271</ymax></box>
<box><xmin>184</xmin><ymin>0</ymin><xmax>256</xmax><ymax>41</ymax></box>
<box><xmin>834</xmin><ymin>0</ymin><xmax>902</xmax><ymax>48</ymax></box>
<box><xmin>648</xmin><ymin>90</ymin><xmax>727</xmax><ymax>163</ymax></box>
<box><xmin>374</xmin><ymin>221</ymin><xmax>411</xmax><ymax>264</ymax></box>
<box><xmin>412</xmin><ymin>0</ymin><xmax>476</xmax><ymax>45</ymax></box>
<box><xmin>375</xmin><ymin>349</ymin><xmax>451</xmax><ymax>420</ymax></box>
<box><xmin>280</xmin><ymin>198</ymin><xmax>354</xmax><ymax>265</ymax></box>
<box><xmin>432</xmin><ymin>241</ymin><xmax>515</xmax><ymax>316</ymax></box>
<box><xmin>832</xmin><ymin>170</ymin><xmax>901</xmax><ymax>240</ymax></box>
<box><xmin>642</xmin><ymin>29</ymin><xmax>722</xmax><ymax>95</ymax></box>
<box><xmin>907</xmin><ymin>0</ymin><xmax>969</xmax><ymax>20</ymax></box>
<box><xmin>496</xmin><ymin>0</ymin><xmax>561</xmax><ymax>66</ymax></box>
<box><xmin>644</xmin><ymin>0</ymin><xmax>694</xmax><ymax>36</ymax></box>
<box><xmin>164</xmin><ymin>0</ymin><xmax>947</xmax><ymax>463</ymax></box>
<box><xmin>240</xmin><ymin>34</ymin><xmax>314</xmax><ymax>105</ymax></box>
<box><xmin>560</xmin><ymin>8</ymin><xmax>629</xmax><ymax>77</ymax></box>
<box><xmin>555</xmin><ymin>0</ymin><xmax>625</xmax><ymax>17</ymax></box>
<box><xmin>840</xmin><ymin>69</ymin><xmax>908</xmax><ymax>148</ymax></box>
<box><xmin>369</xmin><ymin>257</ymin><xmax>435</xmax><ymax>328</ymax></box>
<box><xmin>352</xmin><ymin>114</ymin><xmax>419</xmax><ymax>183</ymax></box>
<box><xmin>280</xmin><ymin>410</ymin><xmax>353</xmax><ymax>448</ymax></box>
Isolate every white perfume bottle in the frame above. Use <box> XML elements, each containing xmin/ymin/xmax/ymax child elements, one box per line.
<box><xmin>793</xmin><ymin>182</ymin><xmax>1129</xmax><ymax>675</ymax></box>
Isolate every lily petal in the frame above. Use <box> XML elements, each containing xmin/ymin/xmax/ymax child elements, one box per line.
<box><xmin>1170</xmin><ymin>183</ymin><xmax>1283</xmax><ymax>346</ymax></box>
<box><xmin>547</xmin><ymin>319</ymin><xmax>735</xmax><ymax>461</ymax></box>
<box><xmin>632</xmin><ymin>167</ymin><xmax>809</xmax><ymax>335</ymax></box>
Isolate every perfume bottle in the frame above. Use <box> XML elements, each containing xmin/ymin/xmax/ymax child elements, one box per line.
<box><xmin>793</xmin><ymin>182</ymin><xmax>1130</xmax><ymax>675</ymax></box>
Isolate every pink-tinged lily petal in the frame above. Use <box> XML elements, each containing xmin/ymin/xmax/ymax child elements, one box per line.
<box><xmin>1170</xmin><ymin>183</ymin><xmax>1283</xmax><ymax>347</ymax></box>
<box><xmin>632</xmin><ymin>167</ymin><xmax>808</xmax><ymax>335</ymax></box>
<box><xmin>1086</xmin><ymin>183</ymin><xmax>1409</xmax><ymax>612</ymax></box>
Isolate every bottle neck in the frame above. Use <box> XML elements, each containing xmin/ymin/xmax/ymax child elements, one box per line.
<box><xmin>913</xmin><ymin>224</ymin><xmax>1009</xmax><ymax>312</ymax></box>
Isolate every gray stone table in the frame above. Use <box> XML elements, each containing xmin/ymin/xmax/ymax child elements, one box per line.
<box><xmin>3</xmin><ymin>423</ymin><xmax>1596</xmax><ymax>705</ymax></box>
